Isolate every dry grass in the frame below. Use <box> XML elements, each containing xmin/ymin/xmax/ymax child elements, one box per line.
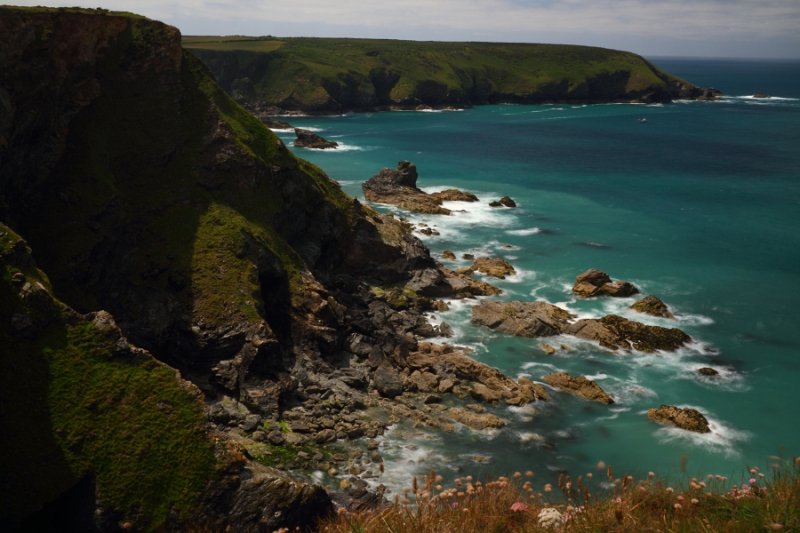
<box><xmin>314</xmin><ymin>456</ymin><xmax>799</xmax><ymax>533</ymax></box>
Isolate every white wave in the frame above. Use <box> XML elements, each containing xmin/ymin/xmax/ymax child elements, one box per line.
<box><xmin>517</xmin><ymin>431</ymin><xmax>547</xmax><ymax>444</ymax></box>
<box><xmin>651</xmin><ymin>407</ymin><xmax>751</xmax><ymax>458</ymax></box>
<box><xmin>335</xmin><ymin>180</ymin><xmax>360</xmax><ymax>186</ymax></box>
<box><xmin>584</xmin><ymin>372</ymin><xmax>609</xmax><ymax>381</ymax></box>
<box><xmin>735</xmin><ymin>95</ymin><xmax>799</xmax><ymax>101</ymax></box>
<box><xmin>509</xmin><ymin>404</ymin><xmax>541</xmax><ymax>422</ymax></box>
<box><xmin>506</xmin><ymin>227</ymin><xmax>542</xmax><ymax>236</ymax></box>
<box><xmin>268</xmin><ymin>127</ymin><xmax>295</xmax><ymax>133</ymax></box>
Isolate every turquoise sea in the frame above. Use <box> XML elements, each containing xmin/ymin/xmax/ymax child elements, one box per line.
<box><xmin>277</xmin><ymin>58</ymin><xmax>800</xmax><ymax>492</ymax></box>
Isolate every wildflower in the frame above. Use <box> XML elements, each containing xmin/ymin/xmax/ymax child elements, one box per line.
<box><xmin>666</xmin><ymin>487</ymin><xmax>674</xmax><ymax>493</ymax></box>
<box><xmin>769</xmin><ymin>523</ymin><xmax>784</xmax><ymax>531</ymax></box>
<box><xmin>749</xmin><ymin>478</ymin><xmax>757</xmax><ymax>485</ymax></box>
<box><xmin>450</xmin><ymin>501</ymin><xmax>459</xmax><ymax>509</ymax></box>
<box><xmin>750</xmin><ymin>467</ymin><xmax>758</xmax><ymax>474</ymax></box>
<box><xmin>537</xmin><ymin>507</ymin><xmax>564</xmax><ymax>528</ymax></box>
<box><xmin>514</xmin><ymin>471</ymin><xmax>522</xmax><ymax>478</ymax></box>
<box><xmin>526</xmin><ymin>470</ymin><xmax>534</xmax><ymax>477</ymax></box>
<box><xmin>648</xmin><ymin>471</ymin><xmax>656</xmax><ymax>479</ymax></box>
<box><xmin>758</xmin><ymin>472</ymin><xmax>765</xmax><ymax>478</ymax></box>
<box><xmin>586</xmin><ymin>472</ymin><xmax>593</xmax><ymax>479</ymax></box>
<box><xmin>596</xmin><ymin>461</ymin><xmax>606</xmax><ymax>470</ymax></box>
<box><xmin>544</xmin><ymin>483</ymin><xmax>553</xmax><ymax>493</ymax></box>
<box><xmin>691</xmin><ymin>498</ymin><xmax>699</xmax><ymax>505</ymax></box>
<box><xmin>510</xmin><ymin>501</ymin><xmax>529</xmax><ymax>512</ymax></box>
<box><xmin>674</xmin><ymin>503</ymin><xmax>682</xmax><ymax>511</ymax></box>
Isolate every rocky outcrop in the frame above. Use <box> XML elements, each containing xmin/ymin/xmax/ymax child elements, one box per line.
<box><xmin>697</xmin><ymin>367</ymin><xmax>719</xmax><ymax>377</ymax></box>
<box><xmin>541</xmin><ymin>372</ymin><xmax>614</xmax><ymax>404</ymax></box>
<box><xmin>294</xmin><ymin>128</ymin><xmax>339</xmax><ymax>149</ymax></box>
<box><xmin>471</xmin><ymin>300</ymin><xmax>690</xmax><ymax>352</ymax></box>
<box><xmin>565</xmin><ymin>315</ymin><xmax>690</xmax><ymax>352</ymax></box>
<box><xmin>489</xmin><ymin>196</ymin><xmax>517</xmax><ymax>208</ymax></box>
<box><xmin>631</xmin><ymin>295</ymin><xmax>673</xmax><ymax>318</ymax></box>
<box><xmin>471</xmin><ymin>300</ymin><xmax>573</xmax><ymax>337</ymax></box>
<box><xmin>572</xmin><ymin>269</ymin><xmax>639</xmax><ymax>298</ymax></box>
<box><xmin>362</xmin><ymin>161</ymin><xmax>450</xmax><ymax>214</ymax></box>
<box><xmin>461</xmin><ymin>256</ymin><xmax>516</xmax><ymax>279</ymax></box>
<box><xmin>647</xmin><ymin>405</ymin><xmax>710</xmax><ymax>433</ymax></box>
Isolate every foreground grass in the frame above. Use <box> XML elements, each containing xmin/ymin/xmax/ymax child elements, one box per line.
<box><xmin>317</xmin><ymin>457</ymin><xmax>799</xmax><ymax>532</ymax></box>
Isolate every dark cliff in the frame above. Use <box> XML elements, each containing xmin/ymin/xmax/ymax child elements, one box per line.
<box><xmin>0</xmin><ymin>6</ymin><xmax>438</xmax><ymax>530</ymax></box>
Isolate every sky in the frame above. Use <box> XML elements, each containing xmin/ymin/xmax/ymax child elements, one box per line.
<box><xmin>7</xmin><ymin>1</ymin><xmax>800</xmax><ymax>59</ymax></box>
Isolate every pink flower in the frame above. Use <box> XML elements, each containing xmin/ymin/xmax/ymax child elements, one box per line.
<box><xmin>749</xmin><ymin>478</ymin><xmax>757</xmax><ymax>485</ymax></box>
<box><xmin>510</xmin><ymin>502</ymin><xmax>529</xmax><ymax>512</ymax></box>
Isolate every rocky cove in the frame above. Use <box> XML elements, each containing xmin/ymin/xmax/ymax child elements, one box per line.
<box><xmin>0</xmin><ymin>7</ymin><xmax>740</xmax><ymax>532</ymax></box>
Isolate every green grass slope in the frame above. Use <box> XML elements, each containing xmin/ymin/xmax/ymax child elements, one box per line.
<box><xmin>0</xmin><ymin>224</ymin><xmax>217</xmax><ymax>531</ymax></box>
<box><xmin>184</xmin><ymin>36</ymin><xmax>695</xmax><ymax>111</ymax></box>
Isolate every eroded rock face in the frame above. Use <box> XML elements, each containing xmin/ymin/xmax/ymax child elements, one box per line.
<box><xmin>647</xmin><ymin>405</ymin><xmax>710</xmax><ymax>433</ymax></box>
<box><xmin>430</xmin><ymin>189</ymin><xmax>479</xmax><ymax>202</ymax></box>
<box><xmin>572</xmin><ymin>269</ymin><xmax>639</xmax><ymax>298</ymax></box>
<box><xmin>294</xmin><ymin>128</ymin><xmax>338</xmax><ymax>149</ymax></box>
<box><xmin>541</xmin><ymin>372</ymin><xmax>614</xmax><ymax>404</ymax></box>
<box><xmin>362</xmin><ymin>161</ymin><xmax>450</xmax><ymax>214</ymax></box>
<box><xmin>565</xmin><ymin>315</ymin><xmax>690</xmax><ymax>352</ymax></box>
<box><xmin>631</xmin><ymin>295</ymin><xmax>674</xmax><ymax>318</ymax></box>
<box><xmin>471</xmin><ymin>300</ymin><xmax>573</xmax><ymax>338</ymax></box>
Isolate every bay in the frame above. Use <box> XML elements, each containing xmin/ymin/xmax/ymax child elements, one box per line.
<box><xmin>277</xmin><ymin>58</ymin><xmax>800</xmax><ymax>490</ymax></box>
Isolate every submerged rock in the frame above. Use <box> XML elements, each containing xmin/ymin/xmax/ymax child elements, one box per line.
<box><xmin>565</xmin><ymin>314</ymin><xmax>690</xmax><ymax>352</ymax></box>
<box><xmin>541</xmin><ymin>372</ymin><xmax>614</xmax><ymax>404</ymax></box>
<box><xmin>293</xmin><ymin>128</ymin><xmax>339</xmax><ymax>149</ymax></box>
<box><xmin>647</xmin><ymin>405</ymin><xmax>710</xmax><ymax>433</ymax></box>
<box><xmin>572</xmin><ymin>268</ymin><xmax>639</xmax><ymax>298</ymax></box>
<box><xmin>697</xmin><ymin>367</ymin><xmax>719</xmax><ymax>377</ymax></box>
<box><xmin>631</xmin><ymin>295</ymin><xmax>674</xmax><ymax>318</ymax></box>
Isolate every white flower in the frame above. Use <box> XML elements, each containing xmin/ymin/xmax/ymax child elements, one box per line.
<box><xmin>537</xmin><ymin>507</ymin><xmax>564</xmax><ymax>528</ymax></box>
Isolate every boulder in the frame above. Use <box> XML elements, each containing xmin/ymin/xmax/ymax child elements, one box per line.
<box><xmin>372</xmin><ymin>363</ymin><xmax>404</xmax><ymax>398</ymax></box>
<box><xmin>647</xmin><ymin>405</ymin><xmax>710</xmax><ymax>433</ymax></box>
<box><xmin>293</xmin><ymin>128</ymin><xmax>339</xmax><ymax>149</ymax></box>
<box><xmin>631</xmin><ymin>295</ymin><xmax>674</xmax><ymax>318</ymax></box>
<box><xmin>430</xmin><ymin>189</ymin><xmax>479</xmax><ymax>202</ymax></box>
<box><xmin>471</xmin><ymin>300</ymin><xmax>573</xmax><ymax>338</ymax></box>
<box><xmin>564</xmin><ymin>314</ymin><xmax>690</xmax><ymax>352</ymax></box>
<box><xmin>362</xmin><ymin>161</ymin><xmax>451</xmax><ymax>215</ymax></box>
<box><xmin>541</xmin><ymin>372</ymin><xmax>614</xmax><ymax>404</ymax></box>
<box><xmin>489</xmin><ymin>196</ymin><xmax>517</xmax><ymax>208</ymax></box>
<box><xmin>572</xmin><ymin>269</ymin><xmax>639</xmax><ymax>298</ymax></box>
<box><xmin>441</xmin><ymin>250</ymin><xmax>456</xmax><ymax>260</ymax></box>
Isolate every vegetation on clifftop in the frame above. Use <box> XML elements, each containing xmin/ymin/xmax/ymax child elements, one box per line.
<box><xmin>183</xmin><ymin>36</ymin><xmax>694</xmax><ymax>111</ymax></box>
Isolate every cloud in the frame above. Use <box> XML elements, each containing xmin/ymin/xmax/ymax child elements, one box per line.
<box><xmin>8</xmin><ymin>0</ymin><xmax>800</xmax><ymax>57</ymax></box>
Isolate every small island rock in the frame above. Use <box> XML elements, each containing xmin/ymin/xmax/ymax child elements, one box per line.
<box><xmin>542</xmin><ymin>372</ymin><xmax>614</xmax><ymax>404</ymax></box>
<box><xmin>293</xmin><ymin>128</ymin><xmax>339</xmax><ymax>149</ymax></box>
<box><xmin>631</xmin><ymin>295</ymin><xmax>674</xmax><ymax>318</ymax></box>
<box><xmin>572</xmin><ymin>268</ymin><xmax>639</xmax><ymax>298</ymax></box>
<box><xmin>464</xmin><ymin>257</ymin><xmax>516</xmax><ymax>279</ymax></box>
<box><xmin>647</xmin><ymin>405</ymin><xmax>710</xmax><ymax>433</ymax></box>
<box><xmin>489</xmin><ymin>196</ymin><xmax>517</xmax><ymax>208</ymax></box>
<box><xmin>471</xmin><ymin>300</ymin><xmax>573</xmax><ymax>338</ymax></box>
<box><xmin>565</xmin><ymin>314</ymin><xmax>690</xmax><ymax>352</ymax></box>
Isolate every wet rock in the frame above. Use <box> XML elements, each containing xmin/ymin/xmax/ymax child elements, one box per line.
<box><xmin>647</xmin><ymin>405</ymin><xmax>710</xmax><ymax>433</ymax></box>
<box><xmin>539</xmin><ymin>342</ymin><xmax>557</xmax><ymax>355</ymax></box>
<box><xmin>441</xmin><ymin>250</ymin><xmax>456</xmax><ymax>260</ymax></box>
<box><xmin>430</xmin><ymin>189</ymin><xmax>479</xmax><ymax>202</ymax></box>
<box><xmin>542</xmin><ymin>372</ymin><xmax>614</xmax><ymax>404</ymax></box>
<box><xmin>462</xmin><ymin>253</ymin><xmax>475</xmax><ymax>260</ymax></box>
<box><xmin>436</xmin><ymin>322</ymin><xmax>454</xmax><ymax>337</ymax></box>
<box><xmin>565</xmin><ymin>314</ymin><xmax>690</xmax><ymax>352</ymax></box>
<box><xmin>463</xmin><ymin>257</ymin><xmax>516</xmax><ymax>279</ymax></box>
<box><xmin>489</xmin><ymin>196</ymin><xmax>517</xmax><ymax>208</ymax></box>
<box><xmin>447</xmin><ymin>407</ymin><xmax>506</xmax><ymax>430</ymax></box>
<box><xmin>697</xmin><ymin>367</ymin><xmax>719</xmax><ymax>377</ymax></box>
<box><xmin>572</xmin><ymin>268</ymin><xmax>639</xmax><ymax>298</ymax></box>
<box><xmin>471</xmin><ymin>300</ymin><xmax>573</xmax><ymax>337</ymax></box>
<box><xmin>631</xmin><ymin>295</ymin><xmax>674</xmax><ymax>318</ymax></box>
<box><xmin>294</xmin><ymin>128</ymin><xmax>339</xmax><ymax>149</ymax></box>
<box><xmin>315</xmin><ymin>429</ymin><xmax>337</xmax><ymax>443</ymax></box>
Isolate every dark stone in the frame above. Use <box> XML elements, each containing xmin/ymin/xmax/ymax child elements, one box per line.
<box><xmin>293</xmin><ymin>128</ymin><xmax>339</xmax><ymax>149</ymax></box>
<box><xmin>372</xmin><ymin>363</ymin><xmax>404</xmax><ymax>398</ymax></box>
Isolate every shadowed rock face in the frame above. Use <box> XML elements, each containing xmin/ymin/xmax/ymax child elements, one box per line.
<box><xmin>647</xmin><ymin>405</ymin><xmax>711</xmax><ymax>433</ymax></box>
<box><xmin>294</xmin><ymin>128</ymin><xmax>338</xmax><ymax>149</ymax></box>
<box><xmin>565</xmin><ymin>315</ymin><xmax>691</xmax><ymax>352</ymax></box>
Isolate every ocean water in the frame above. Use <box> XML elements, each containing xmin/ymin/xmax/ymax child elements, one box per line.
<box><xmin>276</xmin><ymin>58</ymin><xmax>800</xmax><ymax>492</ymax></box>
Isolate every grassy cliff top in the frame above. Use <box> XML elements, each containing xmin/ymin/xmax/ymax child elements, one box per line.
<box><xmin>183</xmin><ymin>36</ymin><xmax>690</xmax><ymax>111</ymax></box>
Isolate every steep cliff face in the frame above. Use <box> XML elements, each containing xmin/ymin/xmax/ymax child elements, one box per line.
<box><xmin>184</xmin><ymin>37</ymin><xmax>707</xmax><ymax>113</ymax></box>
<box><xmin>0</xmin><ymin>7</ymin><xmax>437</xmax><ymax>530</ymax></box>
